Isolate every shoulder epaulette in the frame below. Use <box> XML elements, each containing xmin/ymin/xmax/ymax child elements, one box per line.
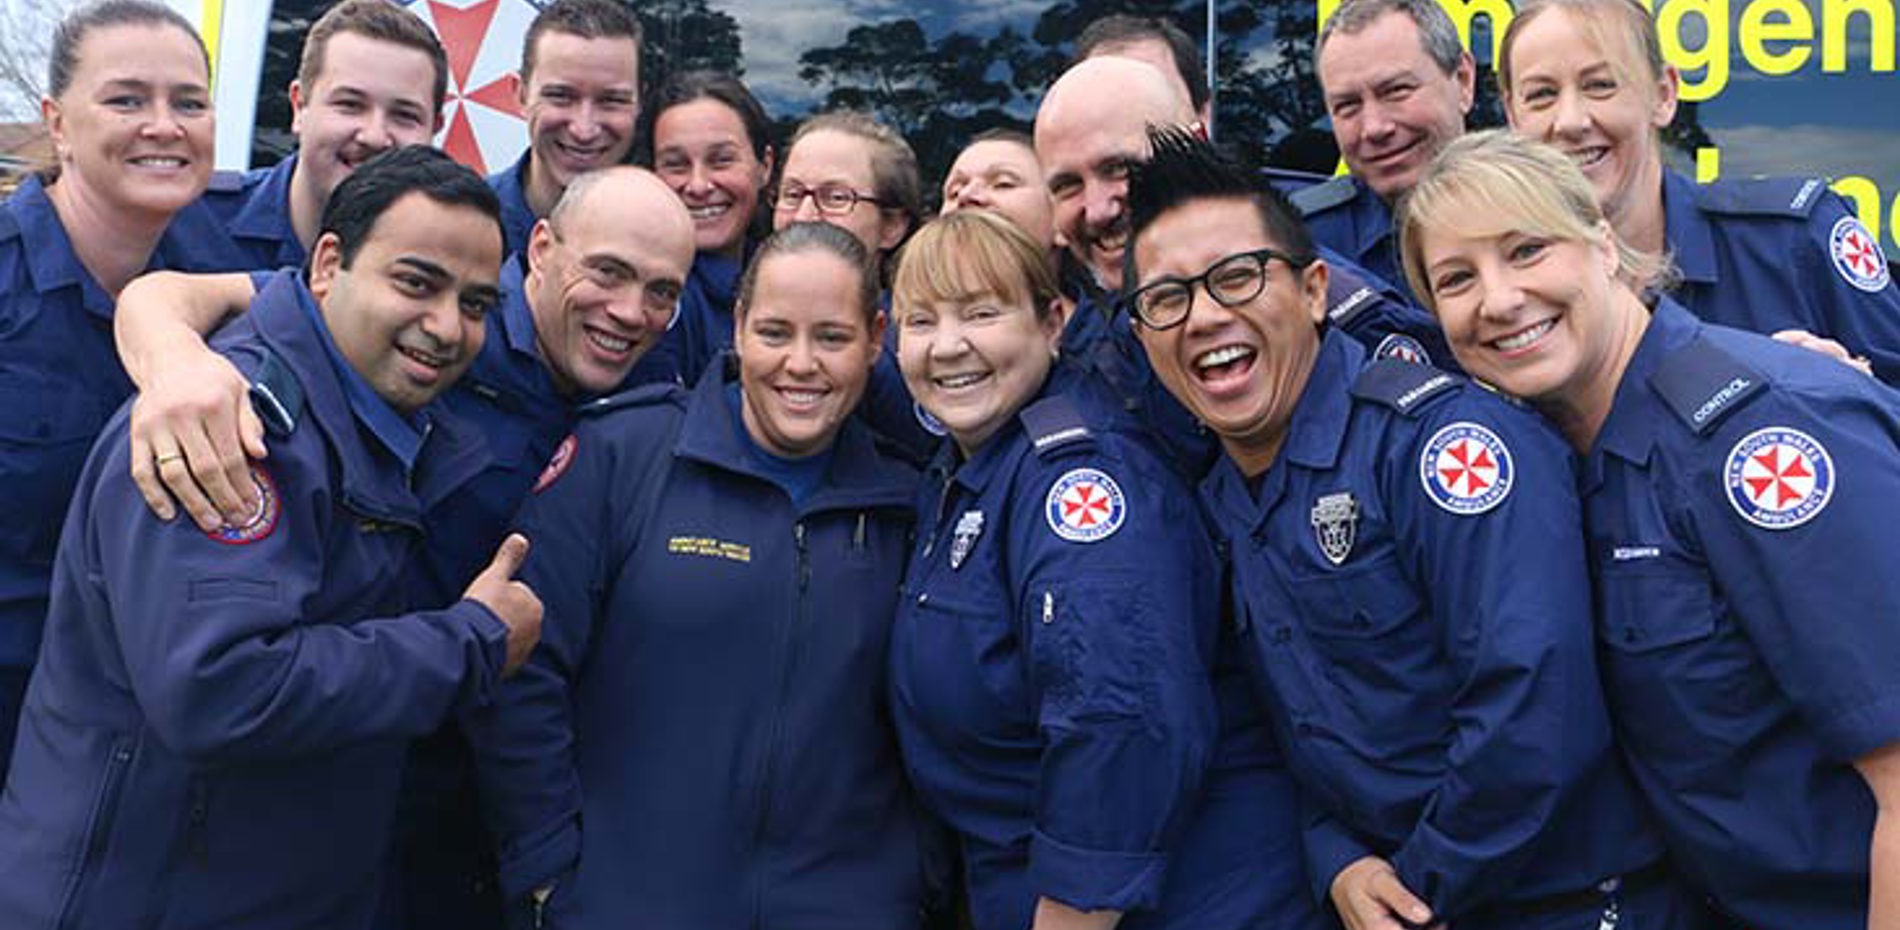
<box><xmin>1350</xmin><ymin>357</ymin><xmax>1458</xmax><ymax>417</ymax></box>
<box><xmin>1649</xmin><ymin>334</ymin><xmax>1767</xmax><ymax>435</ymax></box>
<box><xmin>1019</xmin><ymin>393</ymin><xmax>1095</xmax><ymax>458</ymax></box>
<box><xmin>1287</xmin><ymin>175</ymin><xmax>1357</xmax><ymax>218</ymax></box>
<box><xmin>1695</xmin><ymin>176</ymin><xmax>1827</xmax><ymax>219</ymax></box>
<box><xmin>577</xmin><ymin>381</ymin><xmax>683</xmax><ymax>419</ymax></box>
<box><xmin>1262</xmin><ymin>166</ymin><xmax>1332</xmax><ymax>192</ymax></box>
<box><xmin>1326</xmin><ymin>264</ymin><xmax>1383</xmax><ymax>328</ymax></box>
<box><xmin>248</xmin><ymin>347</ymin><xmax>305</xmax><ymax>437</ymax></box>
<box><xmin>205</xmin><ymin>170</ymin><xmax>247</xmax><ymax>195</ymax></box>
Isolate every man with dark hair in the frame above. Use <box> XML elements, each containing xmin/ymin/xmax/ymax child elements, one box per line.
<box><xmin>1032</xmin><ymin>56</ymin><xmax>1451</xmax><ymax>475</ymax></box>
<box><xmin>490</xmin><ymin>0</ymin><xmax>644</xmax><ymax>259</ymax></box>
<box><xmin>0</xmin><ymin>146</ymin><xmax>541</xmax><ymax>930</ymax></box>
<box><xmin>1287</xmin><ymin>0</ymin><xmax>1475</xmax><ymax>302</ymax></box>
<box><xmin>113</xmin><ymin>165</ymin><xmax>696</xmax><ymax>929</ymax></box>
<box><xmin>170</xmin><ymin>0</ymin><xmax>448</xmax><ymax>272</ymax></box>
<box><xmin>1124</xmin><ymin>126</ymin><xmax>1692</xmax><ymax>930</ymax></box>
<box><xmin>1074</xmin><ymin>12</ymin><xmax>1212</xmax><ymax>129</ymax></box>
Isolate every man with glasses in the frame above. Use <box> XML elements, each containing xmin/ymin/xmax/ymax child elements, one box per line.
<box><xmin>1124</xmin><ymin>127</ymin><xmax>1691</xmax><ymax>930</ymax></box>
<box><xmin>1032</xmin><ymin>56</ymin><xmax>1450</xmax><ymax>476</ymax></box>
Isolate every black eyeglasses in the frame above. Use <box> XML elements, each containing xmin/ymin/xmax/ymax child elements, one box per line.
<box><xmin>774</xmin><ymin>183</ymin><xmax>886</xmax><ymax>216</ymax></box>
<box><xmin>1126</xmin><ymin>248</ymin><xmax>1310</xmax><ymax>330</ymax></box>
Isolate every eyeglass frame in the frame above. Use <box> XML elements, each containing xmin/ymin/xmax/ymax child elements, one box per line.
<box><xmin>773</xmin><ymin>182</ymin><xmax>888</xmax><ymax>217</ymax></box>
<box><xmin>1124</xmin><ymin>247</ymin><xmax>1313</xmax><ymax>331</ymax></box>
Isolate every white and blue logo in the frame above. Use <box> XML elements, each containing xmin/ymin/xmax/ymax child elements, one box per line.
<box><xmin>1725</xmin><ymin>426</ymin><xmax>1833</xmax><ymax>530</ymax></box>
<box><xmin>1830</xmin><ymin>216</ymin><xmax>1891</xmax><ymax>293</ymax></box>
<box><xmin>1419</xmin><ymin>422</ymin><xmax>1513</xmax><ymax>515</ymax></box>
<box><xmin>1375</xmin><ymin>333</ymin><xmax>1429</xmax><ymax>365</ymax></box>
<box><xmin>1044</xmin><ymin>468</ymin><xmax>1126</xmax><ymax>543</ymax></box>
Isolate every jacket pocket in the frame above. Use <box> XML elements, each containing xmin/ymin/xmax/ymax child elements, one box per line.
<box><xmin>1291</xmin><ymin>555</ymin><xmax>1425</xmax><ymax>643</ymax></box>
<box><xmin>1027</xmin><ymin>582</ymin><xmax>1157</xmax><ymax>729</ymax></box>
<box><xmin>54</xmin><ymin>735</ymin><xmax>136</xmax><ymax>930</ymax></box>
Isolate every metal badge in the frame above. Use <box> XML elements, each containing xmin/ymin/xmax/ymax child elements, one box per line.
<box><xmin>1309</xmin><ymin>491</ymin><xmax>1360</xmax><ymax>566</ymax></box>
<box><xmin>949</xmin><ymin>510</ymin><xmax>985</xmax><ymax>570</ymax></box>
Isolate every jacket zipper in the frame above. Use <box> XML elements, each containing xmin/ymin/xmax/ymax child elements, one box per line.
<box><xmin>751</xmin><ymin>521</ymin><xmax>811</xmax><ymax>928</ymax></box>
<box><xmin>55</xmin><ymin>738</ymin><xmax>134</xmax><ymax>930</ymax></box>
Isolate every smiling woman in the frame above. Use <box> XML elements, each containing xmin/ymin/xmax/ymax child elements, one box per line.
<box><xmin>887</xmin><ymin>210</ymin><xmax>1321</xmax><ymax>930</ymax></box>
<box><xmin>0</xmin><ymin>0</ymin><xmax>213</xmax><ymax>777</ymax></box>
<box><xmin>1498</xmin><ymin>0</ymin><xmax>1900</xmax><ymax>385</ymax></box>
<box><xmin>468</xmin><ymin>219</ymin><xmax>943</xmax><ymax>928</ymax></box>
<box><xmin>1399</xmin><ymin>130</ymin><xmax>1900</xmax><ymax>927</ymax></box>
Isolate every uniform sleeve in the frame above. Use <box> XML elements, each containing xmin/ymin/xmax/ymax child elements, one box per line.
<box><xmin>465</xmin><ymin>428</ymin><xmax>618</xmax><ymax>900</ymax></box>
<box><xmin>1012</xmin><ymin>440</ymin><xmax>1220</xmax><ymax>913</ymax></box>
<box><xmin>1384</xmin><ymin>403</ymin><xmax>1611</xmax><ymax>913</ymax></box>
<box><xmin>1302</xmin><ymin>795</ymin><xmax>1375</xmax><ymax>902</ymax></box>
<box><xmin>1795</xmin><ymin>193</ymin><xmax>1900</xmax><ymax>385</ymax></box>
<box><xmin>1693</xmin><ymin>389</ymin><xmax>1900</xmax><ymax>758</ymax></box>
<box><xmin>94</xmin><ymin>436</ymin><xmax>509</xmax><ymax>763</ymax></box>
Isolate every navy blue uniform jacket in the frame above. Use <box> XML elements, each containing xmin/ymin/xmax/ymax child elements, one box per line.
<box><xmin>0</xmin><ymin>271</ymin><xmax>510</xmax><ymax>930</ymax></box>
<box><xmin>470</xmin><ymin>362</ymin><xmax>933</xmax><ymax>928</ymax></box>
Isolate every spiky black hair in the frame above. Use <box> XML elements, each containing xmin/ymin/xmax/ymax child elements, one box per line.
<box><xmin>1124</xmin><ymin>126</ymin><xmax>1316</xmax><ymax>292</ymax></box>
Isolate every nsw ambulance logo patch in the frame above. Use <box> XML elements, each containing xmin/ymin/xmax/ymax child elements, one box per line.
<box><xmin>1374</xmin><ymin>333</ymin><xmax>1429</xmax><ymax>365</ymax></box>
<box><xmin>1830</xmin><ymin>215</ymin><xmax>1891</xmax><ymax>293</ymax></box>
<box><xmin>204</xmin><ymin>464</ymin><xmax>281</xmax><ymax>545</ymax></box>
<box><xmin>1044</xmin><ymin>468</ymin><xmax>1125</xmax><ymax>543</ymax></box>
<box><xmin>1725</xmin><ymin>426</ymin><xmax>1833</xmax><ymax>529</ymax></box>
<box><xmin>1419</xmin><ymin>422</ymin><xmax>1513</xmax><ymax>515</ymax></box>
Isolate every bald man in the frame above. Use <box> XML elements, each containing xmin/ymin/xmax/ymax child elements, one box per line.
<box><xmin>1037</xmin><ymin>56</ymin><xmax>1187</xmax><ymax>294</ymax></box>
<box><xmin>111</xmin><ymin>167</ymin><xmax>695</xmax><ymax>927</ymax></box>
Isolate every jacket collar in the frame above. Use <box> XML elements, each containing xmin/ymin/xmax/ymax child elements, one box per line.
<box><xmin>674</xmin><ymin>357</ymin><xmax>915</xmax><ymax>513</ymax></box>
<box><xmin>248</xmin><ymin>272</ymin><xmax>433</xmax><ymax>521</ymax></box>
<box><xmin>1201</xmin><ymin>329</ymin><xmax>1355</xmax><ymax>533</ymax></box>
<box><xmin>1585</xmin><ymin>297</ymin><xmax>1700</xmax><ymax>484</ymax></box>
<box><xmin>227</xmin><ymin>154</ymin><xmax>305</xmax><ymax>267</ymax></box>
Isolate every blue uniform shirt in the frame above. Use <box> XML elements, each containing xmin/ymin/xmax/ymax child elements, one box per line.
<box><xmin>1284</xmin><ymin>174</ymin><xmax>1415</xmax><ymax>306</ymax></box>
<box><xmin>163</xmin><ymin>155</ymin><xmax>306</xmax><ymax>273</ymax></box>
<box><xmin>468</xmin><ymin>364</ymin><xmax>934</xmax><ymax>928</ymax></box>
<box><xmin>0</xmin><ymin>270</ymin><xmax>508</xmax><ymax>930</ymax></box>
<box><xmin>890</xmin><ymin>363</ymin><xmax>1320</xmax><ymax>930</ymax></box>
<box><xmin>487</xmin><ymin>153</ymin><xmax>537</xmax><ymax>263</ymax></box>
<box><xmin>1584</xmin><ymin>297</ymin><xmax>1900</xmax><ymax>927</ymax></box>
<box><xmin>1205</xmin><ymin>330</ymin><xmax>1663</xmax><ymax>917</ymax></box>
<box><xmin>0</xmin><ymin>177</ymin><xmax>140</xmax><ymax>673</ymax></box>
<box><xmin>1661</xmin><ymin>169</ymin><xmax>1900</xmax><ymax>384</ymax></box>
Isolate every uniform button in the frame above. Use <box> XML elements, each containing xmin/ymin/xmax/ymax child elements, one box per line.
<box><xmin>1623</xmin><ymin>626</ymin><xmax>1639</xmax><ymax>644</ymax></box>
<box><xmin>916</xmin><ymin>593</ymin><xmax>929</xmax><ymax>606</ymax></box>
